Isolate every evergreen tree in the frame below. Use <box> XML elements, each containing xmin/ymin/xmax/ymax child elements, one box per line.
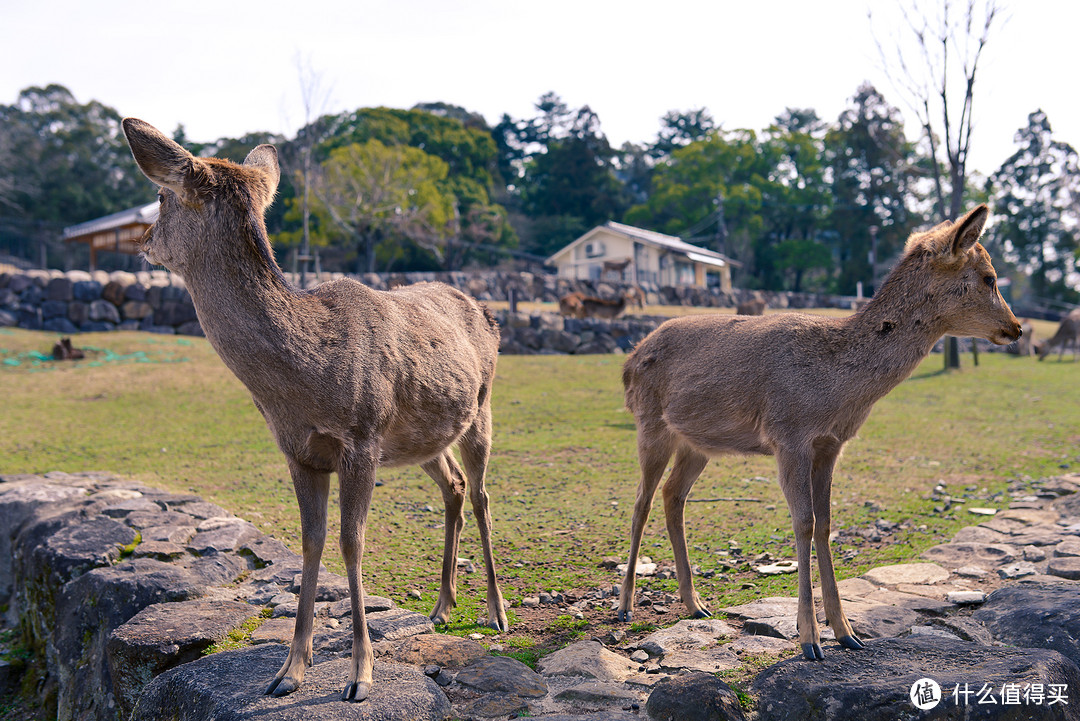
<box><xmin>989</xmin><ymin>110</ymin><xmax>1080</xmax><ymax>304</ymax></box>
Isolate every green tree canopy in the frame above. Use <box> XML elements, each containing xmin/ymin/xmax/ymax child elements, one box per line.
<box><xmin>823</xmin><ymin>83</ymin><xmax>921</xmax><ymax>295</ymax></box>
<box><xmin>0</xmin><ymin>84</ymin><xmax>148</xmax><ymax>225</ymax></box>
<box><xmin>308</xmin><ymin>139</ymin><xmax>455</xmax><ymax>273</ymax></box>
<box><xmin>988</xmin><ymin>109</ymin><xmax>1080</xmax><ymax>304</ymax></box>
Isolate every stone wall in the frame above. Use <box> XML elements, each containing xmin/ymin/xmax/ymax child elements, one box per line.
<box><xmin>494</xmin><ymin>311</ymin><xmax>663</xmax><ymax>355</ymax></box>
<box><xmin>6</xmin><ymin>470</ymin><xmax>1080</xmax><ymax>721</ymax></box>
<box><xmin>0</xmin><ymin>268</ymin><xmax>856</xmax><ymax>343</ymax></box>
<box><xmin>0</xmin><ymin>269</ymin><xmax>199</xmax><ymax>336</ymax></box>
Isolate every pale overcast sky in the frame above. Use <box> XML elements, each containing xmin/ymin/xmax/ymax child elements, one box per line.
<box><xmin>1</xmin><ymin>0</ymin><xmax>1076</xmax><ymax>176</ymax></box>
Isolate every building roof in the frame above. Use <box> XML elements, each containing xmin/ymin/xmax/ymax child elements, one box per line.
<box><xmin>548</xmin><ymin>220</ymin><xmax>739</xmax><ymax>267</ymax></box>
<box><xmin>62</xmin><ymin>202</ymin><xmax>159</xmax><ymax>240</ymax></box>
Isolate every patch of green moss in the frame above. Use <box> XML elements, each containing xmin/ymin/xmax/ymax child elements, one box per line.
<box><xmin>116</xmin><ymin>531</ymin><xmax>142</xmax><ymax>562</ymax></box>
<box><xmin>204</xmin><ymin>615</ymin><xmax>266</xmax><ymax>655</ymax></box>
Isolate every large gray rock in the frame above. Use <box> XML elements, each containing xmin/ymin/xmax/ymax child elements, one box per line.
<box><xmin>861</xmin><ymin>562</ymin><xmax>950</xmax><ymax>586</ymax></box>
<box><xmin>646</xmin><ymin>672</ymin><xmax>746</xmax><ymax>721</ymax></box>
<box><xmin>554</xmin><ymin>681</ymin><xmax>647</xmax><ymax>709</ymax></box>
<box><xmin>750</xmin><ymin>636</ymin><xmax>1080</xmax><ymax>721</ymax></box>
<box><xmin>974</xmin><ymin>583</ymin><xmax>1080</xmax><ymax>667</ymax></box>
<box><xmin>0</xmin><ymin>481</ymin><xmax>87</xmax><ymax>610</ymax></box>
<box><xmin>187</xmin><ymin>518</ymin><xmax>262</xmax><ymax>556</ymax></box>
<box><xmin>51</xmin><ymin>559</ymin><xmax>210</xmax><ymax>721</ymax></box>
<box><xmin>840</xmin><ymin>600</ymin><xmax>923</xmax><ymax>639</ymax></box>
<box><xmin>391</xmin><ymin>633</ymin><xmax>486</xmax><ymax>667</ymax></box>
<box><xmin>537</xmin><ymin>640</ymin><xmax>638</xmax><ymax>681</ymax></box>
<box><xmin>89</xmin><ymin>299</ymin><xmax>121</xmax><ymax>324</ymax></box>
<box><xmin>921</xmin><ymin>542</ymin><xmax>1016</xmax><ymax>568</ymax></box>
<box><xmin>455</xmin><ymin>655</ymin><xmax>548</xmax><ymax>697</ymax></box>
<box><xmin>107</xmin><ymin>599</ymin><xmax>260</xmax><ymax>718</ymax></box>
<box><xmin>289</xmin><ymin>569</ymin><xmax>352</xmax><ymax>601</ymax></box>
<box><xmin>658</xmin><ymin>646</ymin><xmax>741</xmax><ymax>673</ymax></box>
<box><xmin>635</xmin><ymin>618</ymin><xmax>736</xmax><ymax>655</ymax></box>
<box><xmin>132</xmin><ymin>645</ymin><xmax>451</xmax><ymax>720</ymax></box>
<box><xmin>365</xmin><ymin>608</ymin><xmax>435</xmax><ymax>642</ymax></box>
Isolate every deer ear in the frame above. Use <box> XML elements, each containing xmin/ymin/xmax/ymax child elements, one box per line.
<box><xmin>951</xmin><ymin>204</ymin><xmax>989</xmax><ymax>257</ymax></box>
<box><xmin>123</xmin><ymin>118</ymin><xmax>196</xmax><ymax>199</ymax></box>
<box><xmin>243</xmin><ymin>145</ymin><xmax>280</xmax><ymax>194</ymax></box>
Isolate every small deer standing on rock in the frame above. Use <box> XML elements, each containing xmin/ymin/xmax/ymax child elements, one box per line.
<box><xmin>617</xmin><ymin>206</ymin><xmax>1021</xmax><ymax>660</ymax></box>
<box><xmin>122</xmin><ymin>119</ymin><xmax>508</xmax><ymax>702</ymax></box>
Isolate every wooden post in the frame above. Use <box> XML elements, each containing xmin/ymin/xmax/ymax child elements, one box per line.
<box><xmin>944</xmin><ymin>336</ymin><xmax>960</xmax><ymax>370</ymax></box>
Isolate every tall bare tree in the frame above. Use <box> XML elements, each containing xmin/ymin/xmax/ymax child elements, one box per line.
<box><xmin>872</xmin><ymin>0</ymin><xmax>1003</xmax><ymax>220</ymax></box>
<box><xmin>289</xmin><ymin>54</ymin><xmax>334</xmax><ymax>287</ymax></box>
<box><xmin>872</xmin><ymin>0</ymin><xmax>1004</xmax><ymax>367</ymax></box>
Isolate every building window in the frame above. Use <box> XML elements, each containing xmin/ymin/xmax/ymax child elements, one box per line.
<box><xmin>676</xmin><ymin>262</ymin><xmax>694</xmax><ymax>286</ymax></box>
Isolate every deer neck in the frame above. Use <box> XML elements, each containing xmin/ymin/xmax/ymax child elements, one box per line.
<box><xmin>844</xmin><ymin>268</ymin><xmax>949</xmax><ymax>384</ymax></box>
<box><xmin>178</xmin><ymin>224</ymin><xmax>306</xmax><ymax>383</ymax></box>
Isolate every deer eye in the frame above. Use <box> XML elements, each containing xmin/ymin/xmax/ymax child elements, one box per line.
<box><xmin>983</xmin><ymin>276</ymin><xmax>995</xmax><ymax>287</ymax></box>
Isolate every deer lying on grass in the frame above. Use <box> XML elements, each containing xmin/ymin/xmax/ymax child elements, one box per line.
<box><xmin>122</xmin><ymin>119</ymin><xmax>508</xmax><ymax>702</ymax></box>
<box><xmin>617</xmin><ymin>205</ymin><xmax>1021</xmax><ymax>660</ymax></box>
<box><xmin>736</xmin><ymin>298</ymin><xmax>766</xmax><ymax>316</ymax></box>
<box><xmin>1038</xmin><ymin>309</ymin><xmax>1080</xmax><ymax>361</ymax></box>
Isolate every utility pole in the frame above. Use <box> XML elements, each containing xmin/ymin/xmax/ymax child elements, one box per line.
<box><xmin>868</xmin><ymin>225</ymin><xmax>879</xmax><ymax>295</ymax></box>
<box><xmin>714</xmin><ymin>191</ymin><xmax>728</xmax><ymax>256</ymax></box>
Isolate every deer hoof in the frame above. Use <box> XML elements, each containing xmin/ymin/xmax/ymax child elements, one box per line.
<box><xmin>617</xmin><ymin>609</ymin><xmax>632</xmax><ymax>623</ymax></box>
<box><xmin>801</xmin><ymin>642</ymin><xmax>825</xmax><ymax>661</ymax></box>
<box><xmin>341</xmin><ymin>681</ymin><xmax>371</xmax><ymax>702</ymax></box>
<box><xmin>265</xmin><ymin>676</ymin><xmax>299</xmax><ymax>697</ymax></box>
<box><xmin>692</xmin><ymin>607</ymin><xmax>713</xmax><ymax>619</ymax></box>
<box><xmin>837</xmin><ymin>634</ymin><xmax>865</xmax><ymax>650</ymax></box>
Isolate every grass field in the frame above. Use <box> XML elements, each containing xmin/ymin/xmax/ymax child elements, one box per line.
<box><xmin>1</xmin><ymin>322</ymin><xmax>1077</xmax><ymax>647</ymax></box>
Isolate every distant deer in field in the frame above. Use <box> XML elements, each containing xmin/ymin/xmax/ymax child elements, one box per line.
<box><xmin>617</xmin><ymin>205</ymin><xmax>1020</xmax><ymax>661</ymax></box>
<box><xmin>625</xmin><ymin>286</ymin><xmax>646</xmax><ymax>310</ymax></box>
<box><xmin>558</xmin><ymin>291</ymin><xmax>586</xmax><ymax>318</ymax></box>
<box><xmin>1006</xmin><ymin>320</ymin><xmax>1036</xmax><ymax>356</ymax></box>
<box><xmin>582</xmin><ymin>294</ymin><xmax>628</xmax><ymax>319</ymax></box>
<box><xmin>123</xmin><ymin>119</ymin><xmax>508</xmax><ymax>702</ymax></box>
<box><xmin>1038</xmin><ymin>309</ymin><xmax>1080</xmax><ymax>361</ymax></box>
<box><xmin>736</xmin><ymin>298</ymin><xmax>766</xmax><ymax>316</ymax></box>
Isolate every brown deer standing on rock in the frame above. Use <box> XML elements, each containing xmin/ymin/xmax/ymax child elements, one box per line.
<box><xmin>122</xmin><ymin>119</ymin><xmax>508</xmax><ymax>702</ymax></box>
<box><xmin>617</xmin><ymin>206</ymin><xmax>1021</xmax><ymax>661</ymax></box>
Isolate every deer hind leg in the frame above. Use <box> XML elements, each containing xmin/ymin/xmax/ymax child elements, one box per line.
<box><xmin>339</xmin><ymin>452</ymin><xmax>378</xmax><ymax>702</ymax></box>
<box><xmin>266</xmin><ymin>460</ymin><xmax>330</xmax><ymax>697</ymax></box>
<box><xmin>618</xmin><ymin>425</ymin><xmax>675</xmax><ymax>623</ymax></box>
<box><xmin>459</xmin><ymin>403</ymin><xmax>509</xmax><ymax>632</ymax></box>
<box><xmin>661</xmin><ymin>445</ymin><xmax>711</xmax><ymax>618</ymax></box>
<box><xmin>776</xmin><ymin>447</ymin><xmax>822</xmax><ymax>660</ymax></box>
<box><xmin>811</xmin><ymin>441</ymin><xmax>863</xmax><ymax>652</ymax></box>
<box><xmin>420</xmin><ymin>451</ymin><xmax>466</xmax><ymax>626</ymax></box>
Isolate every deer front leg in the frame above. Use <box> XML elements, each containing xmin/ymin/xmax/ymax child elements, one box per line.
<box><xmin>461</xmin><ymin>407</ymin><xmax>509</xmax><ymax>632</ymax></box>
<box><xmin>811</xmin><ymin>443</ymin><xmax>864</xmax><ymax>651</ymax></box>
<box><xmin>618</xmin><ymin>430</ymin><xmax>673</xmax><ymax>623</ymax></box>
<box><xmin>776</xmin><ymin>448</ymin><xmax>822</xmax><ymax>660</ymax></box>
<box><xmin>421</xmin><ymin>453</ymin><xmax>465</xmax><ymax>626</ymax></box>
<box><xmin>266</xmin><ymin>461</ymin><xmax>329</xmax><ymax>697</ymax></box>
<box><xmin>661</xmin><ymin>446</ymin><xmax>711</xmax><ymax>618</ymax></box>
<box><xmin>339</xmin><ymin>453</ymin><xmax>378</xmax><ymax>702</ymax></box>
